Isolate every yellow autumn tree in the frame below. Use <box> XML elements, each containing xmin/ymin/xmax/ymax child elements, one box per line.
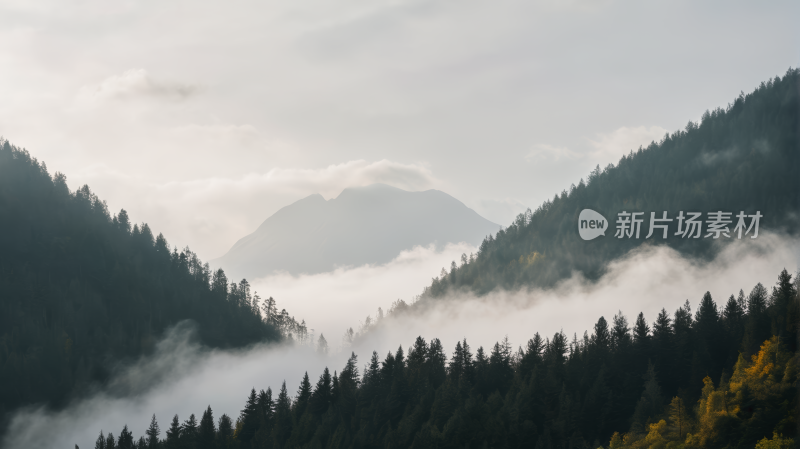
<box><xmin>755</xmin><ymin>432</ymin><xmax>795</xmax><ymax>449</ymax></box>
<box><xmin>667</xmin><ymin>396</ymin><xmax>689</xmax><ymax>441</ymax></box>
<box><xmin>693</xmin><ymin>336</ymin><xmax>798</xmax><ymax>446</ymax></box>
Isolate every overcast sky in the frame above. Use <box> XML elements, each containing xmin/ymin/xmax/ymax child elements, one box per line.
<box><xmin>1</xmin><ymin>0</ymin><xmax>798</xmax><ymax>260</ymax></box>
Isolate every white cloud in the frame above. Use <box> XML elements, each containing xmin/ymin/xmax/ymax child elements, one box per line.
<box><xmin>75</xmin><ymin>69</ymin><xmax>197</xmax><ymax>107</ymax></box>
<box><xmin>254</xmin><ymin>159</ymin><xmax>438</xmax><ymax>199</ymax></box>
<box><xmin>473</xmin><ymin>197</ymin><xmax>527</xmax><ymax>227</ymax></box>
<box><xmin>525</xmin><ymin>143</ymin><xmax>581</xmax><ymax>162</ymax></box>
<box><xmin>170</xmin><ymin>123</ymin><xmax>260</xmax><ymax>145</ymax></box>
<box><xmin>357</xmin><ymin>232</ymin><xmax>799</xmax><ymax>360</ymax></box>
<box><xmin>75</xmin><ymin>159</ymin><xmax>439</xmax><ymax>260</ymax></box>
<box><xmin>250</xmin><ymin>242</ymin><xmax>476</xmax><ymax>343</ymax></box>
<box><xmin>528</xmin><ymin>126</ymin><xmax>669</xmax><ymax>165</ymax></box>
<box><xmin>588</xmin><ymin>125</ymin><xmax>669</xmax><ymax>162</ymax></box>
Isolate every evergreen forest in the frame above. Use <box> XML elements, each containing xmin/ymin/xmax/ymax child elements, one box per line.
<box><xmin>88</xmin><ymin>268</ymin><xmax>799</xmax><ymax>449</ymax></box>
<box><xmin>0</xmin><ymin>140</ymin><xmax>312</xmax><ymax>416</ymax></box>
<box><xmin>421</xmin><ymin>68</ymin><xmax>799</xmax><ymax>299</ymax></box>
<box><xmin>0</xmin><ymin>68</ymin><xmax>798</xmax><ymax>449</ymax></box>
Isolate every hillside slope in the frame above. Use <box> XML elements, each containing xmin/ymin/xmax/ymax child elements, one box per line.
<box><xmin>423</xmin><ymin>68</ymin><xmax>800</xmax><ymax>299</ymax></box>
<box><xmin>0</xmin><ymin>141</ymin><xmax>280</xmax><ymax>414</ymax></box>
<box><xmin>213</xmin><ymin>184</ymin><xmax>499</xmax><ymax>279</ymax></box>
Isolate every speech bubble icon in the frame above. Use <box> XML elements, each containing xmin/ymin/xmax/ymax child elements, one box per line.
<box><xmin>578</xmin><ymin>209</ymin><xmax>608</xmax><ymax>241</ymax></box>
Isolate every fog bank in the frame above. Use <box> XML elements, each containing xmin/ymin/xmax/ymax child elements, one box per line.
<box><xmin>3</xmin><ymin>234</ymin><xmax>797</xmax><ymax>449</ymax></box>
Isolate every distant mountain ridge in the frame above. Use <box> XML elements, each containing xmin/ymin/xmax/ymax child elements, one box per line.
<box><xmin>212</xmin><ymin>184</ymin><xmax>499</xmax><ymax>279</ymax></box>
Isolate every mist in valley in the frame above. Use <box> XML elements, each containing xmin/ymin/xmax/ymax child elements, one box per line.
<box><xmin>3</xmin><ymin>233</ymin><xmax>797</xmax><ymax>449</ymax></box>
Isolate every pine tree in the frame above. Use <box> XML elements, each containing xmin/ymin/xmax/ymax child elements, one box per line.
<box><xmin>105</xmin><ymin>432</ymin><xmax>116</xmax><ymax>449</ymax></box>
<box><xmin>770</xmin><ymin>269</ymin><xmax>797</xmax><ymax>345</ymax></box>
<box><xmin>633</xmin><ymin>312</ymin><xmax>650</xmax><ymax>347</ymax></box>
<box><xmin>238</xmin><ymin>388</ymin><xmax>260</xmax><ymax>444</ymax></box>
<box><xmin>165</xmin><ymin>415</ymin><xmax>181</xmax><ymax>449</ymax></box>
<box><xmin>317</xmin><ymin>333</ymin><xmax>329</xmax><ymax>355</ymax></box>
<box><xmin>309</xmin><ymin>367</ymin><xmax>333</xmax><ymax>415</ymax></box>
<box><xmin>387</xmin><ymin>346</ymin><xmax>410</xmax><ymax>424</ymax></box>
<box><xmin>338</xmin><ymin>353</ymin><xmax>360</xmax><ymax>418</ymax></box>
<box><xmin>611</xmin><ymin>311</ymin><xmax>631</xmax><ymax>351</ymax></box>
<box><xmin>520</xmin><ymin>333</ymin><xmax>544</xmax><ymax>378</ymax></box>
<box><xmin>145</xmin><ymin>414</ymin><xmax>160</xmax><ymax>449</ymax></box>
<box><xmin>630</xmin><ymin>361</ymin><xmax>663</xmax><ymax>434</ymax></box>
<box><xmin>273</xmin><ymin>381</ymin><xmax>293</xmax><ymax>446</ymax></box>
<box><xmin>652</xmin><ymin>308</ymin><xmax>674</xmax><ymax>392</ymax></box>
<box><xmin>294</xmin><ymin>373</ymin><xmax>312</xmax><ymax>419</ymax></box>
<box><xmin>198</xmin><ymin>406</ymin><xmax>216</xmax><ymax>449</ymax></box>
<box><xmin>258</xmin><ymin>387</ymin><xmax>274</xmax><ymax>424</ymax></box>
<box><xmin>449</xmin><ymin>341</ymin><xmax>465</xmax><ymax>380</ymax></box>
<box><xmin>94</xmin><ymin>431</ymin><xmax>105</xmax><ymax>449</ymax></box>
<box><xmin>744</xmin><ymin>283</ymin><xmax>771</xmax><ymax>355</ymax></box>
<box><xmin>427</xmin><ymin>338</ymin><xmax>447</xmax><ymax>389</ymax></box>
<box><xmin>181</xmin><ymin>414</ymin><xmax>198</xmax><ymax>447</ymax></box>
<box><xmin>118</xmin><ymin>425</ymin><xmax>134</xmax><ymax>449</ymax></box>
<box><xmin>117</xmin><ymin>208</ymin><xmax>131</xmax><ymax>233</ymax></box>
<box><xmin>407</xmin><ymin>336</ymin><xmax>429</xmax><ymax>395</ymax></box>
<box><xmin>461</xmin><ymin>338</ymin><xmax>474</xmax><ymax>384</ymax></box>
<box><xmin>216</xmin><ymin>414</ymin><xmax>234</xmax><ymax>449</ymax></box>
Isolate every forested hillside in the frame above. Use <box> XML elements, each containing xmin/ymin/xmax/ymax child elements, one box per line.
<box><xmin>423</xmin><ymin>69</ymin><xmax>800</xmax><ymax>298</ymax></box>
<box><xmin>0</xmin><ymin>140</ymin><xmax>290</xmax><ymax>414</ymax></box>
<box><xmin>89</xmin><ymin>268</ymin><xmax>798</xmax><ymax>448</ymax></box>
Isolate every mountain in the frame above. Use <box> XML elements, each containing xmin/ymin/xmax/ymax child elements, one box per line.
<box><xmin>212</xmin><ymin>184</ymin><xmax>499</xmax><ymax>279</ymax></box>
<box><xmin>86</xmin><ymin>69</ymin><xmax>800</xmax><ymax>449</ymax></box>
<box><xmin>422</xmin><ymin>68</ymin><xmax>800</xmax><ymax>299</ymax></box>
<box><xmin>0</xmin><ymin>140</ymin><xmax>281</xmax><ymax>413</ymax></box>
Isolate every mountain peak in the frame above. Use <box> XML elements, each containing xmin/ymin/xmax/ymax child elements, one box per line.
<box><xmin>213</xmin><ymin>185</ymin><xmax>497</xmax><ymax>279</ymax></box>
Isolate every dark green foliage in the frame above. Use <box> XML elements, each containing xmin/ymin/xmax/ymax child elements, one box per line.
<box><xmin>0</xmin><ymin>139</ymin><xmax>282</xmax><ymax>413</ymax></box>
<box><xmin>198</xmin><ymin>406</ymin><xmax>216</xmax><ymax>449</ymax></box>
<box><xmin>94</xmin><ymin>430</ymin><xmax>105</xmax><ymax>449</ymax></box>
<box><xmin>118</xmin><ymin>425</ymin><xmax>134</xmax><ymax>449</ymax></box>
<box><xmin>181</xmin><ymin>413</ymin><xmax>198</xmax><ymax>448</ymax></box>
<box><xmin>145</xmin><ymin>414</ymin><xmax>160</xmax><ymax>449</ymax></box>
<box><xmin>238</xmin><ymin>388</ymin><xmax>260</xmax><ymax>444</ymax></box>
<box><xmin>165</xmin><ymin>415</ymin><xmax>181</xmax><ymax>449</ymax></box>
<box><xmin>105</xmin><ymin>432</ymin><xmax>115</xmax><ymax>449</ymax></box>
<box><xmin>217</xmin><ymin>414</ymin><xmax>234</xmax><ymax>449</ymax></box>
<box><xmin>421</xmin><ymin>68</ymin><xmax>800</xmax><ymax>299</ymax></box>
<box><xmin>100</xmin><ymin>267</ymin><xmax>798</xmax><ymax>449</ymax></box>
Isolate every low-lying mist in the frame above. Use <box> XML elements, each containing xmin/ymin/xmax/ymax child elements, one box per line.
<box><xmin>249</xmin><ymin>242</ymin><xmax>479</xmax><ymax>345</ymax></box>
<box><xmin>3</xmin><ymin>234</ymin><xmax>797</xmax><ymax>449</ymax></box>
<box><xmin>355</xmin><ymin>233</ymin><xmax>799</xmax><ymax>357</ymax></box>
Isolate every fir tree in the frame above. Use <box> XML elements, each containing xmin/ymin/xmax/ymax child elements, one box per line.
<box><xmin>118</xmin><ymin>425</ymin><xmax>134</xmax><ymax>449</ymax></box>
<box><xmin>198</xmin><ymin>406</ymin><xmax>216</xmax><ymax>449</ymax></box>
<box><xmin>165</xmin><ymin>415</ymin><xmax>181</xmax><ymax>449</ymax></box>
<box><xmin>294</xmin><ymin>373</ymin><xmax>312</xmax><ymax>419</ymax></box>
<box><xmin>94</xmin><ymin>431</ymin><xmax>105</xmax><ymax>449</ymax></box>
<box><xmin>238</xmin><ymin>388</ymin><xmax>260</xmax><ymax>444</ymax></box>
<box><xmin>273</xmin><ymin>382</ymin><xmax>293</xmax><ymax>446</ymax></box>
<box><xmin>181</xmin><ymin>414</ymin><xmax>198</xmax><ymax>447</ymax></box>
<box><xmin>216</xmin><ymin>414</ymin><xmax>234</xmax><ymax>449</ymax></box>
<box><xmin>145</xmin><ymin>414</ymin><xmax>160</xmax><ymax>449</ymax></box>
<box><xmin>309</xmin><ymin>368</ymin><xmax>333</xmax><ymax>415</ymax></box>
<box><xmin>105</xmin><ymin>432</ymin><xmax>116</xmax><ymax>449</ymax></box>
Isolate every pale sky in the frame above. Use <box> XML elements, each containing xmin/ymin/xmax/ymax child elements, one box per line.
<box><xmin>1</xmin><ymin>0</ymin><xmax>798</xmax><ymax>260</ymax></box>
